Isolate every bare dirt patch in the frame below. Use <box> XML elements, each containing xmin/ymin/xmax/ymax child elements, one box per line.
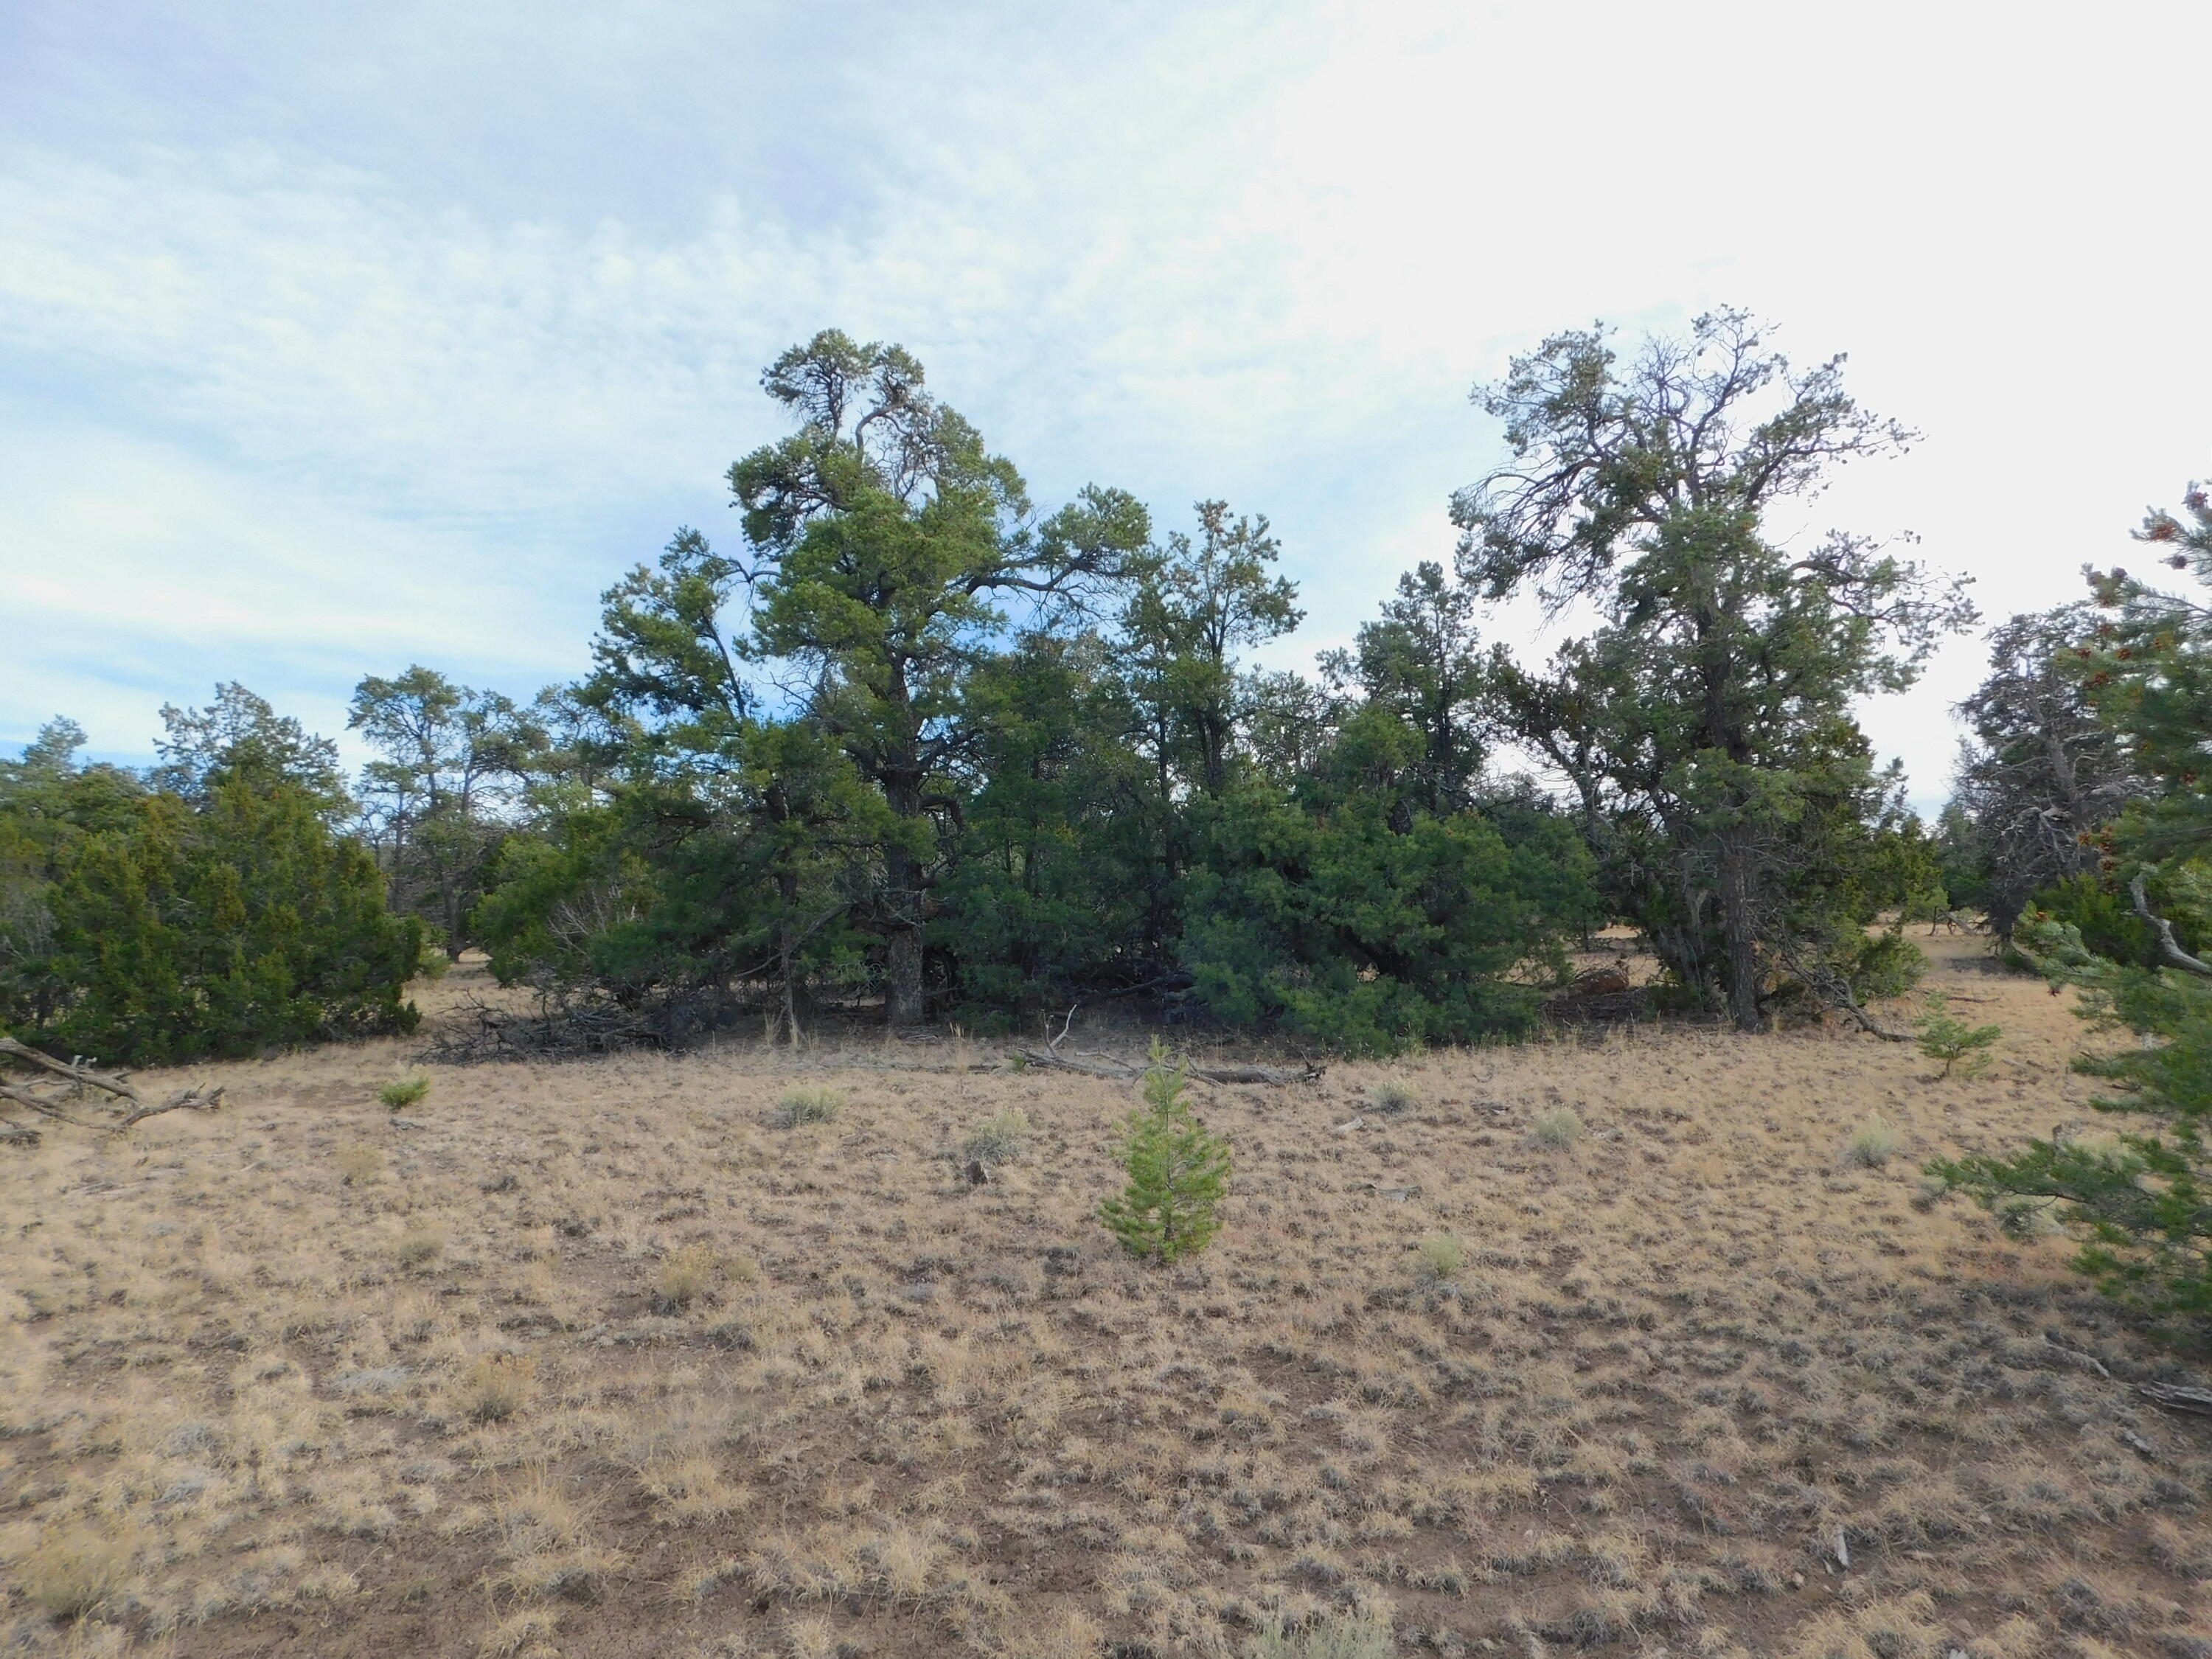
<box><xmin>6</xmin><ymin>937</ymin><xmax>2211</xmax><ymax>1658</ymax></box>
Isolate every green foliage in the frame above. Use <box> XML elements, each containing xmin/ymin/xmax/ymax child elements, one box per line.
<box><xmin>2026</xmin><ymin>874</ymin><xmax>2157</xmax><ymax>967</ymax></box>
<box><xmin>1950</xmin><ymin>606</ymin><xmax>2143</xmax><ymax>936</ymax></box>
<box><xmin>1461</xmin><ymin>310</ymin><xmax>1975</xmax><ymax>1030</ymax></box>
<box><xmin>4</xmin><ymin>733</ymin><xmax>420</xmax><ymax>1064</ymax></box>
<box><xmin>350</xmin><ymin>665</ymin><xmax>538</xmax><ymax>949</ymax></box>
<box><xmin>1101</xmin><ymin>1044</ymin><xmax>1231</xmax><ymax>1264</ymax></box>
<box><xmin>1368</xmin><ymin>1078</ymin><xmax>1419</xmax><ymax>1114</ymax></box>
<box><xmin>1179</xmin><ymin>714</ymin><xmax>1598</xmax><ymax>1055</ymax></box>
<box><xmin>379</xmin><ymin>1075</ymin><xmax>431</xmax><ymax>1110</ymax></box>
<box><xmin>1913</xmin><ymin>993</ymin><xmax>2001</xmax><ymax>1078</ymax></box>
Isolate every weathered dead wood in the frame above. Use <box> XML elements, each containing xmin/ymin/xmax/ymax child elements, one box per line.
<box><xmin>2138</xmin><ymin>1382</ymin><xmax>2212</xmax><ymax>1416</ymax></box>
<box><xmin>2042</xmin><ymin>1335</ymin><xmax>2112</xmax><ymax>1380</ymax></box>
<box><xmin>0</xmin><ymin>1042</ymin><xmax>220</xmax><ymax>1134</ymax></box>
<box><xmin>0</xmin><ymin>1037</ymin><xmax>141</xmax><ymax>1101</ymax></box>
<box><xmin>2133</xmin><ymin>873</ymin><xmax>2212</xmax><ymax>977</ymax></box>
<box><xmin>0</xmin><ymin>1082</ymin><xmax>105</xmax><ymax>1130</ymax></box>
<box><xmin>1015</xmin><ymin>1048</ymin><xmax>1323</xmax><ymax>1086</ymax></box>
<box><xmin>117</xmin><ymin>1085</ymin><xmax>226</xmax><ymax>1127</ymax></box>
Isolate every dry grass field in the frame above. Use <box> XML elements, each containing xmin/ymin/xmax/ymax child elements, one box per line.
<box><xmin>7</xmin><ymin>933</ymin><xmax>2212</xmax><ymax>1659</ymax></box>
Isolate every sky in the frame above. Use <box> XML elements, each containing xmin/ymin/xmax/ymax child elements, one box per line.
<box><xmin>3</xmin><ymin>0</ymin><xmax>2207</xmax><ymax>813</ymax></box>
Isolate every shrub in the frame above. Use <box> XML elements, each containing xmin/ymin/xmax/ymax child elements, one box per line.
<box><xmin>2027</xmin><ymin>874</ymin><xmax>2156</xmax><ymax>966</ymax></box>
<box><xmin>1408</xmin><ymin>1232</ymin><xmax>1466</xmax><ymax>1281</ymax></box>
<box><xmin>1368</xmin><ymin>1079</ymin><xmax>1419</xmax><ymax>1115</ymax></box>
<box><xmin>1247</xmin><ymin>1610</ymin><xmax>1396</xmax><ymax>1659</ymax></box>
<box><xmin>1843</xmin><ymin>1116</ymin><xmax>1902</xmax><ymax>1168</ymax></box>
<box><xmin>961</xmin><ymin>1107</ymin><xmax>1032</xmax><ymax>1166</ymax></box>
<box><xmin>379</xmin><ymin>1075</ymin><xmax>431</xmax><ymax>1110</ymax></box>
<box><xmin>335</xmin><ymin>1143</ymin><xmax>383</xmax><ymax>1186</ymax></box>
<box><xmin>1914</xmin><ymin>993</ymin><xmax>2001</xmax><ymax>1078</ymax></box>
<box><xmin>655</xmin><ymin>1242</ymin><xmax>720</xmax><ymax>1310</ymax></box>
<box><xmin>1529</xmin><ymin>1105</ymin><xmax>1583</xmax><ymax>1150</ymax></box>
<box><xmin>1180</xmin><ymin>756</ymin><xmax>1599</xmax><ymax>1055</ymax></box>
<box><xmin>29</xmin><ymin>774</ymin><xmax>422</xmax><ymax>1065</ymax></box>
<box><xmin>397</xmin><ymin>1227</ymin><xmax>445</xmax><ymax>1267</ymax></box>
<box><xmin>1101</xmin><ymin>1043</ymin><xmax>1231</xmax><ymax>1264</ymax></box>
<box><xmin>771</xmin><ymin>1087</ymin><xmax>842</xmax><ymax>1128</ymax></box>
<box><xmin>460</xmin><ymin>1353</ymin><xmax>538</xmax><ymax>1423</ymax></box>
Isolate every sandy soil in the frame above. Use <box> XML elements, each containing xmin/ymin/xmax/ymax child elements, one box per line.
<box><xmin>4</xmin><ymin>933</ymin><xmax>2209</xmax><ymax>1659</ymax></box>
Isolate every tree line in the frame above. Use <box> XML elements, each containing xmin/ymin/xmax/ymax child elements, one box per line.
<box><xmin>17</xmin><ymin>306</ymin><xmax>2159</xmax><ymax>1071</ymax></box>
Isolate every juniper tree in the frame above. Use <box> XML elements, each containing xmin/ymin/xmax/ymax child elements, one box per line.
<box><xmin>1458</xmin><ymin>309</ymin><xmax>1976</xmax><ymax>1029</ymax></box>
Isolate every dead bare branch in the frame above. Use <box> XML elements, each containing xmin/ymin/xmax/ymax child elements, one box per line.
<box><xmin>2132</xmin><ymin>873</ymin><xmax>2212</xmax><ymax>977</ymax></box>
<box><xmin>0</xmin><ymin>1037</ymin><xmax>142</xmax><ymax>1102</ymax></box>
<box><xmin>117</xmin><ymin>1085</ymin><xmax>226</xmax><ymax>1128</ymax></box>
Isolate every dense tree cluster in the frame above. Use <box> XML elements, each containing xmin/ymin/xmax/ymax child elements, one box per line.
<box><xmin>4</xmin><ymin>313</ymin><xmax>1976</xmax><ymax>1062</ymax></box>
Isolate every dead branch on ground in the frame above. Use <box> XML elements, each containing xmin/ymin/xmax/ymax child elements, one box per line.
<box><xmin>0</xmin><ymin>1040</ymin><xmax>222</xmax><ymax>1140</ymax></box>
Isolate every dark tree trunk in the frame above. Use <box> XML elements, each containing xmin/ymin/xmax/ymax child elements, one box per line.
<box><xmin>1717</xmin><ymin>827</ymin><xmax>1763</xmax><ymax>1032</ymax></box>
<box><xmin>883</xmin><ymin>768</ymin><xmax>925</xmax><ymax>1027</ymax></box>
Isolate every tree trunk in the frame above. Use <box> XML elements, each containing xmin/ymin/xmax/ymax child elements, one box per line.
<box><xmin>883</xmin><ymin>770</ymin><xmax>926</xmax><ymax>1027</ymax></box>
<box><xmin>1717</xmin><ymin>827</ymin><xmax>1763</xmax><ymax>1032</ymax></box>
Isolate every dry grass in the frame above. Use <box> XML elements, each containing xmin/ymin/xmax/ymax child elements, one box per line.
<box><xmin>4</xmin><ymin>934</ymin><xmax>2211</xmax><ymax>1659</ymax></box>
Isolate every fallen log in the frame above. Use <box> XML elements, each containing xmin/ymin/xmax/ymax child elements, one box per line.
<box><xmin>0</xmin><ymin>1038</ymin><xmax>141</xmax><ymax>1101</ymax></box>
<box><xmin>2138</xmin><ymin>1382</ymin><xmax>2212</xmax><ymax>1416</ymax></box>
<box><xmin>1015</xmin><ymin>1048</ymin><xmax>1323</xmax><ymax>1086</ymax></box>
<box><xmin>0</xmin><ymin>1041</ymin><xmax>222</xmax><ymax>1134</ymax></box>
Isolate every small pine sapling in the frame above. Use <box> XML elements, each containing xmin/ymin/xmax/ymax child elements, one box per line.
<box><xmin>1101</xmin><ymin>1042</ymin><xmax>1231</xmax><ymax>1265</ymax></box>
<box><xmin>1914</xmin><ymin>993</ymin><xmax>2001</xmax><ymax>1078</ymax></box>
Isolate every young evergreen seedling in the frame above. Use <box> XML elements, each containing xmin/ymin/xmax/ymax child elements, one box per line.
<box><xmin>1101</xmin><ymin>1042</ymin><xmax>1231</xmax><ymax>1265</ymax></box>
<box><xmin>1914</xmin><ymin>993</ymin><xmax>2001</xmax><ymax>1078</ymax></box>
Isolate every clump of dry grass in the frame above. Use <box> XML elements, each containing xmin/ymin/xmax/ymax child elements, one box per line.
<box><xmin>1368</xmin><ymin>1079</ymin><xmax>1419</xmax><ymax>1115</ymax></box>
<box><xmin>459</xmin><ymin>1353</ymin><xmax>538</xmax><ymax>1423</ymax></box>
<box><xmin>1529</xmin><ymin>1105</ymin><xmax>1584</xmax><ymax>1149</ymax></box>
<box><xmin>1843</xmin><ymin>1116</ymin><xmax>1902</xmax><ymax>1168</ymax></box>
<box><xmin>961</xmin><ymin>1107</ymin><xmax>1032</xmax><ymax>1166</ymax></box>
<box><xmin>770</xmin><ymin>1087</ymin><xmax>842</xmax><ymax>1128</ymax></box>
<box><xmin>654</xmin><ymin>1242</ymin><xmax>721</xmax><ymax>1310</ymax></box>
<box><xmin>1248</xmin><ymin>1609</ymin><xmax>1397</xmax><ymax>1659</ymax></box>
<box><xmin>397</xmin><ymin>1225</ymin><xmax>446</xmax><ymax>1267</ymax></box>
<box><xmin>19</xmin><ymin>1521</ymin><xmax>132</xmax><ymax>1622</ymax></box>
<box><xmin>335</xmin><ymin>1141</ymin><xmax>383</xmax><ymax>1184</ymax></box>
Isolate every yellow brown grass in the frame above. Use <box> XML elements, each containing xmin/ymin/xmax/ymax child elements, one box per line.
<box><xmin>3</xmin><ymin>936</ymin><xmax>2210</xmax><ymax>1658</ymax></box>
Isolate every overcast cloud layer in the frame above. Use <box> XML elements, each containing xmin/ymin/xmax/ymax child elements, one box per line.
<box><xmin>3</xmin><ymin>0</ymin><xmax>2206</xmax><ymax>809</ymax></box>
